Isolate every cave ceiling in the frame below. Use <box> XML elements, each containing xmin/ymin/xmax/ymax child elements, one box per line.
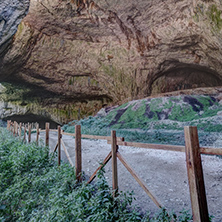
<box><xmin>1</xmin><ymin>0</ymin><xmax>222</xmax><ymax>105</ymax></box>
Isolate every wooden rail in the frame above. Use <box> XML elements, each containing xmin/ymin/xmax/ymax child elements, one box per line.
<box><xmin>107</xmin><ymin>141</ymin><xmax>222</xmax><ymax>156</ymax></box>
<box><xmin>62</xmin><ymin>131</ymin><xmax>124</xmax><ymax>142</ymax></box>
<box><xmin>117</xmin><ymin>151</ymin><xmax>162</xmax><ymax>208</ymax></box>
<box><xmin>6</xmin><ymin>120</ymin><xmax>222</xmax><ymax>222</ymax></box>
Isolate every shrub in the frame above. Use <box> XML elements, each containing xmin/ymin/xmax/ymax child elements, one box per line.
<box><xmin>0</xmin><ymin>128</ymin><xmax>142</xmax><ymax>221</ymax></box>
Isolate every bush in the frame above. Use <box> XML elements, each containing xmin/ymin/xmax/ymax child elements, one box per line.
<box><xmin>0</xmin><ymin>128</ymin><xmax>195</xmax><ymax>221</ymax></box>
<box><xmin>0</xmin><ymin>128</ymin><xmax>142</xmax><ymax>222</ymax></box>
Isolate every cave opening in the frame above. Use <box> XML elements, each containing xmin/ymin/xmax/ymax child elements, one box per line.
<box><xmin>150</xmin><ymin>65</ymin><xmax>222</xmax><ymax>95</ymax></box>
<box><xmin>3</xmin><ymin>114</ymin><xmax>59</xmax><ymax>129</ymax></box>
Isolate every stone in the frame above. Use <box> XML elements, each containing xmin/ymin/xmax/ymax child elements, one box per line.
<box><xmin>1</xmin><ymin>0</ymin><xmax>222</xmax><ymax>116</ymax></box>
<box><xmin>0</xmin><ymin>0</ymin><xmax>29</xmax><ymax>55</ymax></box>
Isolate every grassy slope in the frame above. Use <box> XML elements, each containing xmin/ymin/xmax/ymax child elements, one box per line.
<box><xmin>63</xmin><ymin>95</ymin><xmax>222</xmax><ymax>145</ymax></box>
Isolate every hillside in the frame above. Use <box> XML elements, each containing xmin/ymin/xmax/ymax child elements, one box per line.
<box><xmin>63</xmin><ymin>93</ymin><xmax>222</xmax><ymax>146</ymax></box>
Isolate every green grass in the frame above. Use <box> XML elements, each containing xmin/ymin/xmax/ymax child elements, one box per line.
<box><xmin>168</xmin><ymin>105</ymin><xmax>198</xmax><ymax>122</ymax></box>
<box><xmin>0</xmin><ymin>128</ymin><xmax>195</xmax><ymax>221</ymax></box>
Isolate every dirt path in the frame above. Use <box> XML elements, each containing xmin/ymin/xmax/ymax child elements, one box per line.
<box><xmin>33</xmin><ymin>131</ymin><xmax>222</xmax><ymax>221</ymax></box>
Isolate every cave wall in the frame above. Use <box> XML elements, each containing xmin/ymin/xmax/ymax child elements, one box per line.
<box><xmin>0</xmin><ymin>0</ymin><xmax>29</xmax><ymax>54</ymax></box>
<box><xmin>1</xmin><ymin>0</ymin><xmax>222</xmax><ymax>108</ymax></box>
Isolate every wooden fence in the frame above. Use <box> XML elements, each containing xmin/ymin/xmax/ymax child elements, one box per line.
<box><xmin>6</xmin><ymin>120</ymin><xmax>222</xmax><ymax>222</ymax></box>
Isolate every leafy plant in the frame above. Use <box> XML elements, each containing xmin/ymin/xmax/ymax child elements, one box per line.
<box><xmin>0</xmin><ymin>127</ymin><xmax>202</xmax><ymax>221</ymax></box>
<box><xmin>0</xmin><ymin>128</ymin><xmax>142</xmax><ymax>221</ymax></box>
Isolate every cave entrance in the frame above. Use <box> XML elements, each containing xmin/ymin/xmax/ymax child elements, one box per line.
<box><xmin>3</xmin><ymin>114</ymin><xmax>59</xmax><ymax>129</ymax></box>
<box><xmin>150</xmin><ymin>66</ymin><xmax>222</xmax><ymax>95</ymax></box>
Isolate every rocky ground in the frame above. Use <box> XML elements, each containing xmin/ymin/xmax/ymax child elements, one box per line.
<box><xmin>31</xmin><ymin>131</ymin><xmax>222</xmax><ymax>221</ymax></box>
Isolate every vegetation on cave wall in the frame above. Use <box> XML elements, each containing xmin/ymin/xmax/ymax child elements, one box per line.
<box><xmin>208</xmin><ymin>4</ymin><xmax>222</xmax><ymax>30</ymax></box>
<box><xmin>0</xmin><ymin>82</ymin><xmax>105</xmax><ymax>124</ymax></box>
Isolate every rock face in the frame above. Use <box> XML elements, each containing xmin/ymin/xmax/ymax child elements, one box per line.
<box><xmin>1</xmin><ymin>0</ymin><xmax>222</xmax><ymax>111</ymax></box>
<box><xmin>0</xmin><ymin>0</ymin><xmax>29</xmax><ymax>55</ymax></box>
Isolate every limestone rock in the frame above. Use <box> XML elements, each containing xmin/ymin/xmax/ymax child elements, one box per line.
<box><xmin>1</xmin><ymin>0</ymin><xmax>222</xmax><ymax>108</ymax></box>
<box><xmin>0</xmin><ymin>0</ymin><xmax>29</xmax><ymax>55</ymax></box>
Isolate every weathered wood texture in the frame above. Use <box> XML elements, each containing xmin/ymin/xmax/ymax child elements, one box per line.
<box><xmin>13</xmin><ymin>121</ymin><xmax>16</xmax><ymax>136</ymax></box>
<box><xmin>111</xmin><ymin>130</ymin><xmax>118</xmax><ymax>196</ymax></box>
<box><xmin>28</xmin><ymin>124</ymin><xmax>31</xmax><ymax>143</ymax></box>
<box><xmin>15</xmin><ymin>122</ymin><xmax>18</xmax><ymax>136</ymax></box>
<box><xmin>107</xmin><ymin>140</ymin><xmax>185</xmax><ymax>152</ymax></box>
<box><xmin>19</xmin><ymin>123</ymin><xmax>22</xmax><ymax>138</ymax></box>
<box><xmin>58</xmin><ymin>126</ymin><xmax>61</xmax><ymax>166</ymax></box>
<box><xmin>108</xmin><ymin>141</ymin><xmax>222</xmax><ymax>156</ymax></box>
<box><xmin>75</xmin><ymin>125</ymin><xmax>82</xmax><ymax>182</ymax></box>
<box><xmin>62</xmin><ymin>131</ymin><xmax>124</xmax><ymax>142</ymax></box>
<box><xmin>184</xmin><ymin>126</ymin><xmax>209</xmax><ymax>222</ymax></box>
<box><xmin>45</xmin><ymin>122</ymin><xmax>50</xmax><ymax>146</ymax></box>
<box><xmin>23</xmin><ymin>125</ymin><xmax>26</xmax><ymax>142</ymax></box>
<box><xmin>117</xmin><ymin>152</ymin><xmax>162</xmax><ymax>208</ymax></box>
<box><xmin>61</xmin><ymin>131</ymin><xmax>75</xmax><ymax>136</ymax></box>
<box><xmin>87</xmin><ymin>151</ymin><xmax>112</xmax><ymax>184</ymax></box>
<box><xmin>7</xmin><ymin>120</ymin><xmax>10</xmax><ymax>130</ymax></box>
<box><xmin>199</xmin><ymin>147</ymin><xmax>222</xmax><ymax>156</ymax></box>
<box><xmin>82</xmin><ymin>134</ymin><xmax>124</xmax><ymax>142</ymax></box>
<box><xmin>36</xmin><ymin>123</ymin><xmax>39</xmax><ymax>145</ymax></box>
<box><xmin>61</xmin><ymin>139</ymin><xmax>74</xmax><ymax>167</ymax></box>
<box><xmin>53</xmin><ymin>142</ymin><xmax>58</xmax><ymax>152</ymax></box>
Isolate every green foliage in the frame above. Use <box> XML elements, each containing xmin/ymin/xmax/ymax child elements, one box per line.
<box><xmin>154</xmin><ymin>122</ymin><xmax>182</xmax><ymax>130</ymax></box>
<box><xmin>168</xmin><ymin>105</ymin><xmax>197</xmax><ymax>121</ymax></box>
<box><xmin>0</xmin><ymin>128</ymin><xmax>146</xmax><ymax>222</ymax></box>
<box><xmin>197</xmin><ymin>123</ymin><xmax>222</xmax><ymax>132</ymax></box>
<box><xmin>0</xmin><ymin>82</ymin><xmax>31</xmax><ymax>103</ymax></box>
<box><xmin>144</xmin><ymin>208</ymin><xmax>192</xmax><ymax>222</ymax></box>
<box><xmin>208</xmin><ymin>4</ymin><xmax>222</xmax><ymax>30</ymax></box>
<box><xmin>150</xmin><ymin>98</ymin><xmax>163</xmax><ymax>112</ymax></box>
<box><xmin>0</xmin><ymin>128</ymin><xmax>194</xmax><ymax>221</ymax></box>
<box><xmin>117</xmin><ymin>102</ymin><xmax>147</xmax><ymax>127</ymax></box>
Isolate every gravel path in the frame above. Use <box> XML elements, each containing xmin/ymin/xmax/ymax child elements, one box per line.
<box><xmin>33</xmin><ymin>131</ymin><xmax>222</xmax><ymax>221</ymax></box>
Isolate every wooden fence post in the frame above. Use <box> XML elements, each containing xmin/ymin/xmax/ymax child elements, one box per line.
<box><xmin>11</xmin><ymin>122</ymin><xmax>14</xmax><ymax>134</ymax></box>
<box><xmin>58</xmin><ymin>126</ymin><xmax>61</xmax><ymax>166</ymax></box>
<box><xmin>23</xmin><ymin>125</ymin><xmax>26</xmax><ymax>142</ymax></box>
<box><xmin>7</xmin><ymin>120</ymin><xmax>10</xmax><ymax>130</ymax></box>
<box><xmin>45</xmin><ymin>122</ymin><xmax>50</xmax><ymax>146</ymax></box>
<box><xmin>19</xmin><ymin>123</ymin><xmax>22</xmax><ymax>139</ymax></box>
<box><xmin>75</xmin><ymin>125</ymin><xmax>82</xmax><ymax>182</ymax></box>
<box><xmin>15</xmin><ymin>122</ymin><xmax>18</xmax><ymax>136</ymax></box>
<box><xmin>13</xmin><ymin>121</ymin><xmax>16</xmax><ymax>136</ymax></box>
<box><xmin>184</xmin><ymin>126</ymin><xmax>209</xmax><ymax>222</ymax></box>
<box><xmin>111</xmin><ymin>130</ymin><xmax>118</xmax><ymax>197</ymax></box>
<box><xmin>28</xmin><ymin>123</ymin><xmax>31</xmax><ymax>143</ymax></box>
<box><xmin>36</xmin><ymin>123</ymin><xmax>39</xmax><ymax>145</ymax></box>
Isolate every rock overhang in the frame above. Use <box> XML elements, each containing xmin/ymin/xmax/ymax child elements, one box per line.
<box><xmin>0</xmin><ymin>0</ymin><xmax>222</xmax><ymax>108</ymax></box>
